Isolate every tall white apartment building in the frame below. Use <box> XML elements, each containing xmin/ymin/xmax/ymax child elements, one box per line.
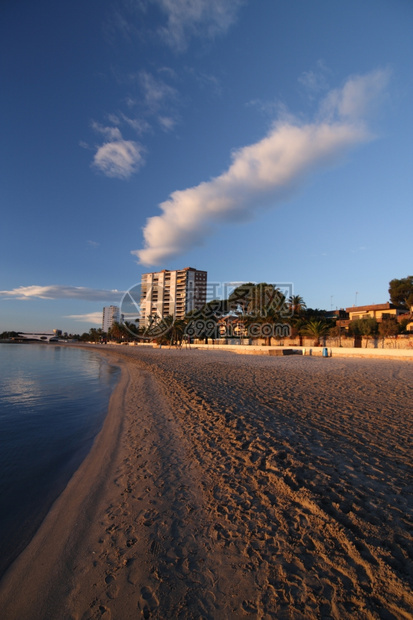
<box><xmin>102</xmin><ymin>305</ymin><xmax>120</xmax><ymax>333</ymax></box>
<box><xmin>140</xmin><ymin>267</ymin><xmax>207</xmax><ymax>325</ymax></box>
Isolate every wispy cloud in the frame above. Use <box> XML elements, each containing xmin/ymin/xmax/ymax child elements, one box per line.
<box><xmin>121</xmin><ymin>114</ymin><xmax>151</xmax><ymax>135</ymax></box>
<box><xmin>87</xmin><ymin>240</ymin><xmax>100</xmax><ymax>248</ymax></box>
<box><xmin>192</xmin><ymin>71</ymin><xmax>222</xmax><ymax>96</ymax></box>
<box><xmin>298</xmin><ymin>60</ymin><xmax>331</xmax><ymax>97</ymax></box>
<box><xmin>133</xmin><ymin>70</ymin><xmax>181</xmax><ymax>133</ymax></box>
<box><xmin>0</xmin><ymin>285</ymin><xmax>123</xmax><ymax>303</ymax></box>
<box><xmin>93</xmin><ymin>2</ymin><xmax>242</xmax><ymax>180</ymax></box>
<box><xmin>91</xmin><ymin>122</ymin><xmax>123</xmax><ymax>141</ymax></box>
<box><xmin>92</xmin><ymin>139</ymin><xmax>145</xmax><ymax>179</ymax></box>
<box><xmin>320</xmin><ymin>68</ymin><xmax>390</xmax><ymax>121</ymax></box>
<box><xmin>133</xmin><ymin>69</ymin><xmax>390</xmax><ymax>266</ymax></box>
<box><xmin>88</xmin><ymin>70</ymin><xmax>178</xmax><ymax>178</ymax></box>
<box><xmin>65</xmin><ymin>312</ymin><xmax>103</xmax><ymax>325</ymax></box>
<box><xmin>139</xmin><ymin>70</ymin><xmax>177</xmax><ymax>109</ymax></box>
<box><xmin>154</xmin><ymin>0</ymin><xmax>245</xmax><ymax>51</ymax></box>
<box><xmin>158</xmin><ymin>115</ymin><xmax>177</xmax><ymax>131</ymax></box>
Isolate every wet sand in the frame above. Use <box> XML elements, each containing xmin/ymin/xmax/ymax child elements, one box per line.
<box><xmin>0</xmin><ymin>347</ymin><xmax>412</xmax><ymax>619</ymax></box>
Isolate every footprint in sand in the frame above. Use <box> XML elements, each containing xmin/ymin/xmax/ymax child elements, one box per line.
<box><xmin>89</xmin><ymin>604</ymin><xmax>111</xmax><ymax>619</ymax></box>
<box><xmin>139</xmin><ymin>586</ymin><xmax>159</xmax><ymax>618</ymax></box>
<box><xmin>104</xmin><ymin>574</ymin><xmax>119</xmax><ymax>600</ymax></box>
<box><xmin>127</xmin><ymin>558</ymin><xmax>141</xmax><ymax>585</ymax></box>
<box><xmin>242</xmin><ymin>599</ymin><xmax>258</xmax><ymax>614</ymax></box>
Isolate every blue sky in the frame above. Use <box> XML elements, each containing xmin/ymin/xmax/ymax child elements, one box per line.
<box><xmin>1</xmin><ymin>0</ymin><xmax>412</xmax><ymax>333</ymax></box>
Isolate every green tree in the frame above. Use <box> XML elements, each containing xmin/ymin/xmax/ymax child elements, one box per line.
<box><xmin>134</xmin><ymin>315</ymin><xmax>169</xmax><ymax>342</ymax></box>
<box><xmin>350</xmin><ymin>318</ymin><xmax>378</xmax><ymax>348</ymax></box>
<box><xmin>378</xmin><ymin>318</ymin><xmax>399</xmax><ymax>347</ymax></box>
<box><xmin>150</xmin><ymin>315</ymin><xmax>174</xmax><ymax>345</ymax></box>
<box><xmin>88</xmin><ymin>327</ymin><xmax>104</xmax><ymax>342</ymax></box>
<box><xmin>109</xmin><ymin>322</ymin><xmax>129</xmax><ymax>341</ymax></box>
<box><xmin>246</xmin><ymin>283</ymin><xmax>287</xmax><ymax>318</ymax></box>
<box><xmin>288</xmin><ymin>295</ymin><xmax>307</xmax><ymax>317</ymax></box>
<box><xmin>388</xmin><ymin>276</ymin><xmax>413</xmax><ymax>310</ymax></box>
<box><xmin>202</xmin><ymin>298</ymin><xmax>229</xmax><ymax>317</ymax></box>
<box><xmin>169</xmin><ymin>318</ymin><xmax>188</xmax><ymax>346</ymax></box>
<box><xmin>150</xmin><ymin>315</ymin><xmax>189</xmax><ymax>346</ymax></box>
<box><xmin>123</xmin><ymin>320</ymin><xmax>139</xmax><ymax>339</ymax></box>
<box><xmin>329</xmin><ymin>324</ymin><xmax>343</xmax><ymax>347</ymax></box>
<box><xmin>398</xmin><ymin>317</ymin><xmax>411</xmax><ymax>334</ymax></box>
<box><xmin>0</xmin><ymin>331</ymin><xmax>20</xmax><ymax>339</ymax></box>
<box><xmin>240</xmin><ymin>283</ymin><xmax>289</xmax><ymax>345</ymax></box>
<box><xmin>300</xmin><ymin>319</ymin><xmax>330</xmax><ymax>346</ymax></box>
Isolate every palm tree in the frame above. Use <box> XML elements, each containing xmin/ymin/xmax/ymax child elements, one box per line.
<box><xmin>301</xmin><ymin>319</ymin><xmax>329</xmax><ymax>346</ymax></box>
<box><xmin>288</xmin><ymin>295</ymin><xmax>307</xmax><ymax>317</ymax></box>
<box><xmin>88</xmin><ymin>327</ymin><xmax>104</xmax><ymax>342</ymax></box>
<box><xmin>147</xmin><ymin>314</ymin><xmax>174</xmax><ymax>343</ymax></box>
<box><xmin>109</xmin><ymin>321</ymin><xmax>128</xmax><ymax>342</ymax></box>
<box><xmin>169</xmin><ymin>318</ymin><xmax>187</xmax><ymax>346</ymax></box>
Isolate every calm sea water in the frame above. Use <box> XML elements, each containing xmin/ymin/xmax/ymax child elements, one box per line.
<box><xmin>0</xmin><ymin>343</ymin><xmax>120</xmax><ymax>578</ymax></box>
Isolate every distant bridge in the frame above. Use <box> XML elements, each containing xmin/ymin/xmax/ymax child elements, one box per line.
<box><xmin>18</xmin><ymin>331</ymin><xmax>61</xmax><ymax>342</ymax></box>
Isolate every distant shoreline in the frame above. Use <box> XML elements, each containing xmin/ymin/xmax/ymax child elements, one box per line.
<box><xmin>2</xmin><ymin>338</ymin><xmax>412</xmax><ymax>359</ymax></box>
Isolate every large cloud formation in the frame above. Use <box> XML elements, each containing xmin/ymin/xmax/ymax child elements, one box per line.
<box><xmin>134</xmin><ymin>69</ymin><xmax>389</xmax><ymax>266</ymax></box>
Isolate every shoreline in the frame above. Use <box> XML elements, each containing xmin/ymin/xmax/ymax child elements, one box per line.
<box><xmin>0</xmin><ymin>347</ymin><xmax>129</xmax><ymax>619</ymax></box>
<box><xmin>0</xmin><ymin>344</ymin><xmax>121</xmax><ymax>581</ymax></box>
<box><xmin>0</xmin><ymin>346</ymin><xmax>412</xmax><ymax>619</ymax></box>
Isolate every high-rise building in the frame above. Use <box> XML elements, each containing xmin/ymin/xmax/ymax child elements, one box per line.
<box><xmin>140</xmin><ymin>267</ymin><xmax>207</xmax><ymax>325</ymax></box>
<box><xmin>102</xmin><ymin>305</ymin><xmax>120</xmax><ymax>333</ymax></box>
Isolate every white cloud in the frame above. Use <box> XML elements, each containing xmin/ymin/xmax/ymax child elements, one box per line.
<box><xmin>88</xmin><ymin>70</ymin><xmax>178</xmax><ymax>180</ymax></box>
<box><xmin>158</xmin><ymin>115</ymin><xmax>177</xmax><ymax>131</ymax></box>
<box><xmin>79</xmin><ymin>140</ymin><xmax>92</xmax><ymax>150</ymax></box>
<box><xmin>92</xmin><ymin>140</ymin><xmax>145</xmax><ymax>179</ymax></box>
<box><xmin>121</xmin><ymin>114</ymin><xmax>151</xmax><ymax>135</ymax></box>
<box><xmin>298</xmin><ymin>60</ymin><xmax>331</xmax><ymax>96</ymax></box>
<box><xmin>65</xmin><ymin>312</ymin><xmax>103</xmax><ymax>325</ymax></box>
<box><xmin>91</xmin><ymin>122</ymin><xmax>123</xmax><ymax>141</ymax></box>
<box><xmin>133</xmin><ymin>69</ymin><xmax>390</xmax><ymax>266</ymax></box>
<box><xmin>0</xmin><ymin>285</ymin><xmax>123</xmax><ymax>303</ymax></box>
<box><xmin>139</xmin><ymin>70</ymin><xmax>177</xmax><ymax>109</ymax></box>
<box><xmin>90</xmin><ymin>120</ymin><xmax>146</xmax><ymax>179</ymax></box>
<box><xmin>320</xmin><ymin>68</ymin><xmax>390</xmax><ymax>121</ymax></box>
<box><xmin>155</xmin><ymin>0</ymin><xmax>245</xmax><ymax>51</ymax></box>
<box><xmin>298</xmin><ymin>70</ymin><xmax>326</xmax><ymax>94</ymax></box>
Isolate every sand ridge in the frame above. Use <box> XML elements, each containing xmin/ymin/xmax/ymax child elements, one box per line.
<box><xmin>0</xmin><ymin>347</ymin><xmax>412</xmax><ymax>619</ymax></box>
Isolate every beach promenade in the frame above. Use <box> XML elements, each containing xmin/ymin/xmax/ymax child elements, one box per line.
<box><xmin>0</xmin><ymin>347</ymin><xmax>412</xmax><ymax>619</ymax></box>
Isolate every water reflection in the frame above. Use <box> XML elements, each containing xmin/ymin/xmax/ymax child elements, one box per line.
<box><xmin>0</xmin><ymin>344</ymin><xmax>120</xmax><ymax>577</ymax></box>
<box><xmin>1</xmin><ymin>374</ymin><xmax>41</xmax><ymax>407</ymax></box>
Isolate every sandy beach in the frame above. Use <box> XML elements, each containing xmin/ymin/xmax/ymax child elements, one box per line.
<box><xmin>0</xmin><ymin>346</ymin><xmax>412</xmax><ymax>619</ymax></box>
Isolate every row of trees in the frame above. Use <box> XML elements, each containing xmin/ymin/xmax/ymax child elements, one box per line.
<box><xmin>100</xmin><ymin>281</ymin><xmax>411</xmax><ymax>347</ymax></box>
